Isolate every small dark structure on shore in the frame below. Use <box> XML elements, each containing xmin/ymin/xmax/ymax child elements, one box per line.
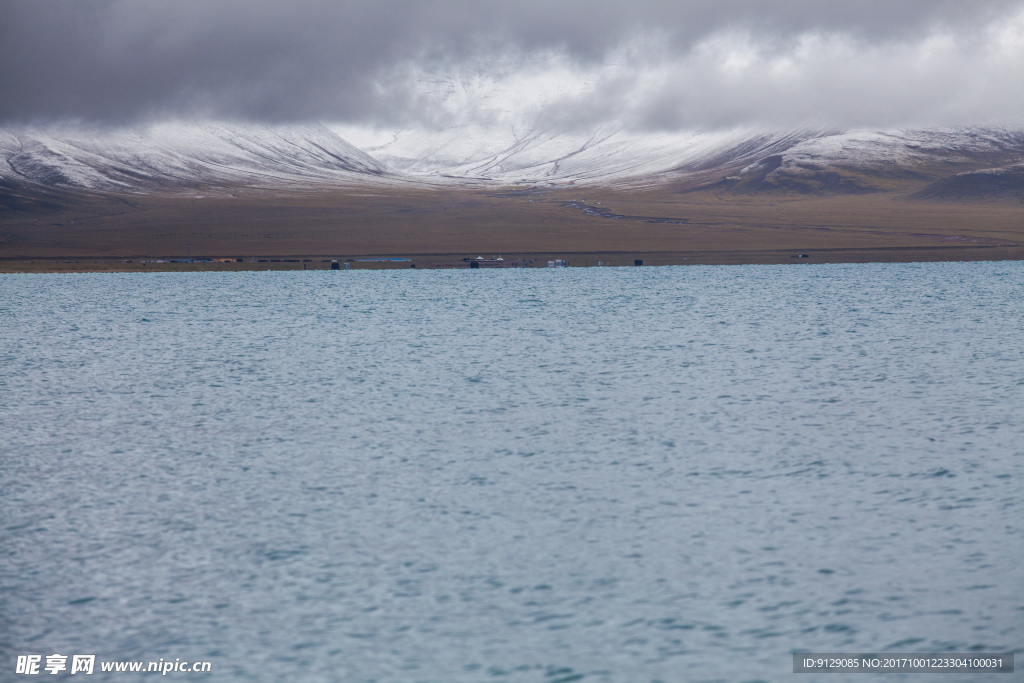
<box><xmin>331</xmin><ymin>261</ymin><xmax>340</xmax><ymax>270</ymax></box>
<box><xmin>634</xmin><ymin>259</ymin><xmax>644</xmax><ymax>266</ymax></box>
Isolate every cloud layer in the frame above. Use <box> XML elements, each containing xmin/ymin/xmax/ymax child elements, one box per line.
<box><xmin>2</xmin><ymin>0</ymin><xmax>1022</xmax><ymax>130</ymax></box>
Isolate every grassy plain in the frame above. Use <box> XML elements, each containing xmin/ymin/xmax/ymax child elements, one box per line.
<box><xmin>1</xmin><ymin>183</ymin><xmax>1021</xmax><ymax>272</ymax></box>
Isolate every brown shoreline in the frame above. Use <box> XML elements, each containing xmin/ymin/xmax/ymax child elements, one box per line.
<box><xmin>3</xmin><ymin>245</ymin><xmax>1022</xmax><ymax>274</ymax></box>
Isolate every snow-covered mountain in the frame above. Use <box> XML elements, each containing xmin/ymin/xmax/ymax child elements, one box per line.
<box><xmin>1</xmin><ymin>120</ymin><xmax>1022</xmax><ymax>197</ymax></box>
<box><xmin>332</xmin><ymin>124</ymin><xmax>821</xmax><ymax>186</ymax></box>
<box><xmin>0</xmin><ymin>123</ymin><xmax>391</xmax><ymax>193</ymax></box>
<box><xmin>2</xmin><ymin>59</ymin><xmax>1023</xmax><ymax>196</ymax></box>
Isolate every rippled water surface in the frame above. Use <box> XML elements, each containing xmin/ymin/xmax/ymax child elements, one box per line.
<box><xmin>2</xmin><ymin>263</ymin><xmax>1022</xmax><ymax>682</ymax></box>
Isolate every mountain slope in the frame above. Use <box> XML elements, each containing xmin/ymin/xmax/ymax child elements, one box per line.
<box><xmin>0</xmin><ymin>123</ymin><xmax>391</xmax><ymax>193</ymax></box>
<box><xmin>1</xmin><ymin>122</ymin><xmax>1022</xmax><ymax>199</ymax></box>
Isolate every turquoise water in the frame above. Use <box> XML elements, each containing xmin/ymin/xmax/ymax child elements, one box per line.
<box><xmin>2</xmin><ymin>262</ymin><xmax>1022</xmax><ymax>682</ymax></box>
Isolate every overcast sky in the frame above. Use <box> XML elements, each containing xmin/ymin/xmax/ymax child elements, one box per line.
<box><xmin>2</xmin><ymin>0</ymin><xmax>1022</xmax><ymax>131</ymax></box>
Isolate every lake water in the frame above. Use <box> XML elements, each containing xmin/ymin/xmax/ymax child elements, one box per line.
<box><xmin>2</xmin><ymin>262</ymin><xmax>1021</xmax><ymax>682</ymax></box>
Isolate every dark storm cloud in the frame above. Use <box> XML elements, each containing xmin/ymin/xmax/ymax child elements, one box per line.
<box><xmin>1</xmin><ymin>0</ymin><xmax>1022</xmax><ymax>129</ymax></box>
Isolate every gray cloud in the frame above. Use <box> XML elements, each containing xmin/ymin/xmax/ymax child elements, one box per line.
<box><xmin>1</xmin><ymin>0</ymin><xmax>1022</xmax><ymax>130</ymax></box>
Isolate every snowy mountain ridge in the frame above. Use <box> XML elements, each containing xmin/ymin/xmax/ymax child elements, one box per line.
<box><xmin>0</xmin><ymin>123</ymin><xmax>393</xmax><ymax>194</ymax></box>
<box><xmin>1</xmin><ymin>120</ymin><xmax>1022</xmax><ymax>195</ymax></box>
